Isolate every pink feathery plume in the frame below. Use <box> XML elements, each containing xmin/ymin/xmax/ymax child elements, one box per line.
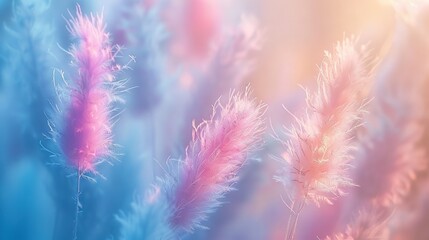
<box><xmin>50</xmin><ymin>6</ymin><xmax>123</xmax><ymax>239</ymax></box>
<box><xmin>349</xmin><ymin>0</ymin><xmax>428</xmax><ymax>210</ymax></box>
<box><xmin>165</xmin><ymin>87</ymin><xmax>266</xmax><ymax>233</ymax></box>
<box><xmin>275</xmin><ymin>39</ymin><xmax>370</xmax><ymax>239</ymax></box>
<box><xmin>59</xmin><ymin>6</ymin><xmax>118</xmax><ymax>173</ymax></box>
<box><xmin>326</xmin><ymin>206</ymin><xmax>390</xmax><ymax>240</ymax></box>
<box><xmin>277</xmin><ymin>39</ymin><xmax>370</xmax><ymax>205</ymax></box>
<box><xmin>353</xmin><ymin>97</ymin><xmax>426</xmax><ymax>208</ymax></box>
<box><xmin>389</xmin><ymin>180</ymin><xmax>429</xmax><ymax>239</ymax></box>
<box><xmin>178</xmin><ymin>15</ymin><xmax>262</xmax><ymax>145</ymax></box>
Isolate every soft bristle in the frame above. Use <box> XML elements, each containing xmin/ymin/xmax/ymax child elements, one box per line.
<box><xmin>354</xmin><ymin>92</ymin><xmax>426</xmax><ymax>207</ymax></box>
<box><xmin>325</xmin><ymin>206</ymin><xmax>390</xmax><ymax>240</ymax></box>
<box><xmin>59</xmin><ymin>5</ymin><xmax>117</xmax><ymax>172</ymax></box>
<box><xmin>276</xmin><ymin>38</ymin><xmax>370</xmax><ymax>205</ymax></box>
<box><xmin>166</xmin><ymin>88</ymin><xmax>266</xmax><ymax>232</ymax></box>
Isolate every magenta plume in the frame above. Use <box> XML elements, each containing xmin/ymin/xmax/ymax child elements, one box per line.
<box><xmin>59</xmin><ymin>6</ymin><xmax>117</xmax><ymax>173</ymax></box>
<box><xmin>275</xmin><ymin>39</ymin><xmax>370</xmax><ymax>239</ymax></box>
<box><xmin>164</xmin><ymin>88</ymin><xmax>266</xmax><ymax>233</ymax></box>
<box><xmin>50</xmin><ymin>6</ymin><xmax>122</xmax><ymax>240</ymax></box>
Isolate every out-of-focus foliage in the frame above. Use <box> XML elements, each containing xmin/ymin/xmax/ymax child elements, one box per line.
<box><xmin>1</xmin><ymin>0</ymin><xmax>429</xmax><ymax>240</ymax></box>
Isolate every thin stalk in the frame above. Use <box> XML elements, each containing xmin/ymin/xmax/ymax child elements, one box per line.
<box><xmin>285</xmin><ymin>201</ymin><xmax>295</xmax><ymax>240</ymax></box>
<box><xmin>52</xmin><ymin>207</ymin><xmax>59</xmax><ymax>240</ymax></box>
<box><xmin>285</xmin><ymin>199</ymin><xmax>305</xmax><ymax>240</ymax></box>
<box><xmin>73</xmin><ymin>169</ymin><xmax>82</xmax><ymax>240</ymax></box>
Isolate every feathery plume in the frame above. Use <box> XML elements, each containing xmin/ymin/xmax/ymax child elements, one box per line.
<box><xmin>274</xmin><ymin>39</ymin><xmax>370</xmax><ymax>239</ymax></box>
<box><xmin>113</xmin><ymin>0</ymin><xmax>172</xmax><ymax>114</ymax></box>
<box><xmin>179</xmin><ymin>15</ymin><xmax>262</xmax><ymax>144</ymax></box>
<box><xmin>389</xmin><ymin>181</ymin><xmax>429</xmax><ymax>239</ymax></box>
<box><xmin>326</xmin><ymin>206</ymin><xmax>390</xmax><ymax>240</ymax></box>
<box><xmin>117</xmin><ymin>187</ymin><xmax>174</xmax><ymax>240</ymax></box>
<box><xmin>53</xmin><ymin>6</ymin><xmax>120</xmax><ymax>173</ymax></box>
<box><xmin>117</xmin><ymin>88</ymin><xmax>266</xmax><ymax>238</ymax></box>
<box><xmin>351</xmin><ymin>0</ymin><xmax>427</xmax><ymax>208</ymax></box>
<box><xmin>49</xmin><ymin>5</ymin><xmax>123</xmax><ymax>240</ymax></box>
<box><xmin>353</xmin><ymin>96</ymin><xmax>426</xmax><ymax>207</ymax></box>
<box><xmin>165</xmin><ymin>87</ymin><xmax>266</xmax><ymax>232</ymax></box>
<box><xmin>205</xmin><ymin>14</ymin><xmax>262</xmax><ymax>88</ymax></box>
<box><xmin>0</xmin><ymin>0</ymin><xmax>53</xmax><ymax>158</ymax></box>
<box><xmin>276</xmin><ymin>39</ymin><xmax>369</xmax><ymax>205</ymax></box>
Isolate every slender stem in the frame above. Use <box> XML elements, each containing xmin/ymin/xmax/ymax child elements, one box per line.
<box><xmin>52</xmin><ymin>207</ymin><xmax>59</xmax><ymax>240</ymax></box>
<box><xmin>73</xmin><ymin>169</ymin><xmax>82</xmax><ymax>240</ymax></box>
<box><xmin>285</xmin><ymin>201</ymin><xmax>295</xmax><ymax>240</ymax></box>
<box><xmin>285</xmin><ymin>199</ymin><xmax>304</xmax><ymax>240</ymax></box>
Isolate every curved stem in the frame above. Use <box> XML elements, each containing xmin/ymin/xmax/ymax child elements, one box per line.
<box><xmin>73</xmin><ymin>170</ymin><xmax>82</xmax><ymax>240</ymax></box>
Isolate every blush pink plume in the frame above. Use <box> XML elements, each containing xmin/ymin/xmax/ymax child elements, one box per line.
<box><xmin>325</xmin><ymin>206</ymin><xmax>390</xmax><ymax>240</ymax></box>
<box><xmin>59</xmin><ymin>6</ymin><xmax>118</xmax><ymax>173</ymax></box>
<box><xmin>351</xmin><ymin>1</ymin><xmax>428</xmax><ymax>207</ymax></box>
<box><xmin>353</xmin><ymin>98</ymin><xmax>426</xmax><ymax>208</ymax></box>
<box><xmin>275</xmin><ymin>39</ymin><xmax>371</xmax><ymax>239</ymax></box>
<box><xmin>49</xmin><ymin>6</ymin><xmax>123</xmax><ymax>240</ymax></box>
<box><xmin>164</xmin><ymin>88</ymin><xmax>266</xmax><ymax>233</ymax></box>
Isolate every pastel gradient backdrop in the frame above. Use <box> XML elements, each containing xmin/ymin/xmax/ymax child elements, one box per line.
<box><xmin>1</xmin><ymin>0</ymin><xmax>429</xmax><ymax>240</ymax></box>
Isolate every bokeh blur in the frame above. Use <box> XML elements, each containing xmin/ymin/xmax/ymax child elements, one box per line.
<box><xmin>1</xmin><ymin>0</ymin><xmax>429</xmax><ymax>239</ymax></box>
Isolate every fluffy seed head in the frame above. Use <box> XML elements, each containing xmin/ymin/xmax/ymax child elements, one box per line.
<box><xmin>58</xmin><ymin>6</ymin><xmax>117</xmax><ymax>172</ymax></box>
<box><xmin>165</xmin><ymin>88</ymin><xmax>266</xmax><ymax>232</ymax></box>
<box><xmin>325</xmin><ymin>206</ymin><xmax>390</xmax><ymax>240</ymax></box>
<box><xmin>276</xmin><ymin>39</ymin><xmax>370</xmax><ymax>205</ymax></box>
<box><xmin>354</xmin><ymin>94</ymin><xmax>426</xmax><ymax>207</ymax></box>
